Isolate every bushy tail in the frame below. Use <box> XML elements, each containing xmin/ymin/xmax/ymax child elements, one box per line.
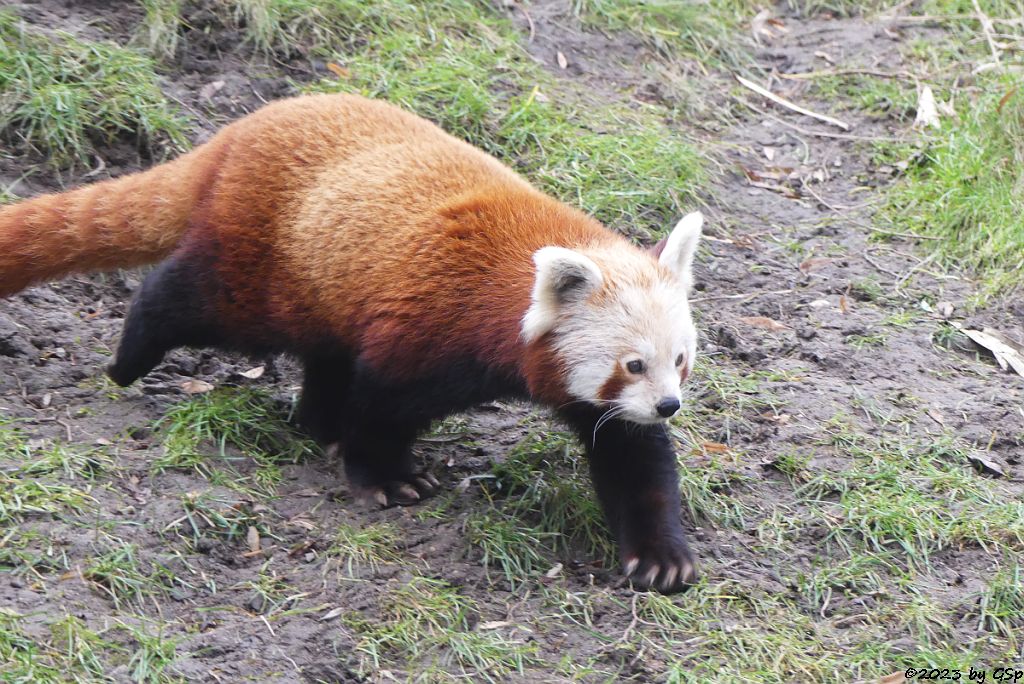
<box><xmin>0</xmin><ymin>141</ymin><xmax>224</xmax><ymax>297</ymax></box>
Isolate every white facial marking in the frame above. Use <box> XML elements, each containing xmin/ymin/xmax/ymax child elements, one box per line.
<box><xmin>521</xmin><ymin>216</ymin><xmax>703</xmax><ymax>425</ymax></box>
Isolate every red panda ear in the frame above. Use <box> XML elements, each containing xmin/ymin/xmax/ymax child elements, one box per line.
<box><xmin>658</xmin><ymin>212</ymin><xmax>703</xmax><ymax>292</ymax></box>
<box><xmin>521</xmin><ymin>247</ymin><xmax>603</xmax><ymax>342</ymax></box>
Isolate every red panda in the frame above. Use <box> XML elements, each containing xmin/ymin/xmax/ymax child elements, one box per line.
<box><xmin>0</xmin><ymin>94</ymin><xmax>703</xmax><ymax>593</ymax></box>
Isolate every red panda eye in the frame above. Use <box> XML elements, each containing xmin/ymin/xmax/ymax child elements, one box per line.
<box><xmin>626</xmin><ymin>360</ymin><xmax>645</xmax><ymax>374</ymax></box>
<box><xmin>675</xmin><ymin>354</ymin><xmax>684</xmax><ymax>367</ymax></box>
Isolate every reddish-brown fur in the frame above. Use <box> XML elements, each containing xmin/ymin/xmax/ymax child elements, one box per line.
<box><xmin>0</xmin><ymin>94</ymin><xmax>628</xmax><ymax>399</ymax></box>
<box><xmin>0</xmin><ymin>94</ymin><xmax>701</xmax><ymax>593</ymax></box>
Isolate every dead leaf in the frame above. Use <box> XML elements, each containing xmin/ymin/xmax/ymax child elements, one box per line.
<box><xmin>320</xmin><ymin>606</ymin><xmax>346</xmax><ymax>622</ymax></box>
<box><xmin>839</xmin><ymin>295</ymin><xmax>849</xmax><ymax>314</ymax></box>
<box><xmin>545</xmin><ymin>562</ymin><xmax>563</xmax><ymax>578</ymax></box>
<box><xmin>478</xmin><ymin>621</ymin><xmax>511</xmax><ymax>630</ymax></box>
<box><xmin>997</xmin><ymin>86</ymin><xmax>1019</xmax><ymax>113</ymax></box>
<box><xmin>701</xmin><ymin>442</ymin><xmax>729</xmax><ymax>454</ymax></box>
<box><xmin>326</xmin><ymin>62</ymin><xmax>350</xmax><ymax>79</ymax></box>
<box><xmin>181</xmin><ymin>379</ymin><xmax>214</xmax><ymax>394</ymax></box>
<box><xmin>239</xmin><ymin>365</ymin><xmax>265</xmax><ymax>379</ymax></box>
<box><xmin>936</xmin><ymin>301</ymin><xmax>954</xmax><ymax>319</ymax></box>
<box><xmin>246</xmin><ymin>526</ymin><xmax>260</xmax><ymax>554</ymax></box>
<box><xmin>750</xmin><ymin>8</ymin><xmax>774</xmax><ymax>43</ymax></box>
<box><xmin>879</xmin><ymin>672</ymin><xmax>906</xmax><ymax>684</ymax></box>
<box><xmin>967</xmin><ymin>453</ymin><xmax>1005</xmax><ymax>478</ymax></box>
<box><xmin>763</xmin><ymin>146</ymin><xmax>776</xmax><ymax>161</ymax></box>
<box><xmin>799</xmin><ymin>257</ymin><xmax>833</xmax><ymax>273</ymax></box>
<box><xmin>926</xmin><ymin>408</ymin><xmax>946</xmax><ymax>426</ymax></box>
<box><xmin>556</xmin><ymin>51</ymin><xmax>568</xmax><ymax>69</ymax></box>
<box><xmin>953</xmin><ymin>324</ymin><xmax>1024</xmax><ymax>377</ymax></box>
<box><xmin>814</xmin><ymin>50</ymin><xmax>835</xmax><ymax>64</ymax></box>
<box><xmin>914</xmin><ymin>85</ymin><xmax>941</xmax><ymax>129</ymax></box>
<box><xmin>199</xmin><ymin>80</ymin><xmax>225</xmax><ymax>99</ymax></box>
<box><xmin>739</xmin><ymin>316</ymin><xmax>788</xmax><ymax>331</ymax></box>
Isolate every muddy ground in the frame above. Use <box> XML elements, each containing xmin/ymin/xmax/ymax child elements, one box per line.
<box><xmin>1</xmin><ymin>1</ymin><xmax>1022</xmax><ymax>682</ymax></box>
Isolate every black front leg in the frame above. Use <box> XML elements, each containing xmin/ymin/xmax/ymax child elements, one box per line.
<box><xmin>562</xmin><ymin>408</ymin><xmax>698</xmax><ymax>593</ymax></box>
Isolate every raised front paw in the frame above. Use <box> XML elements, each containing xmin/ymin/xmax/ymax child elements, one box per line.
<box><xmin>355</xmin><ymin>472</ymin><xmax>440</xmax><ymax>508</ymax></box>
<box><xmin>621</xmin><ymin>535</ymin><xmax>698</xmax><ymax>594</ymax></box>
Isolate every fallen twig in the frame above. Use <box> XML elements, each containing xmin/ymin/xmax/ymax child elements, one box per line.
<box><xmin>972</xmin><ymin>0</ymin><xmax>1002</xmax><ymax>66</ymax></box>
<box><xmin>735</xmin><ymin>74</ymin><xmax>851</xmax><ymax>130</ymax></box>
<box><xmin>735</xmin><ymin>97</ymin><xmax>901</xmax><ymax>142</ymax></box>
<box><xmin>776</xmin><ymin>67</ymin><xmax>915</xmax><ymax>81</ymax></box>
<box><xmin>690</xmin><ymin>288</ymin><xmax>795</xmax><ymax>304</ymax></box>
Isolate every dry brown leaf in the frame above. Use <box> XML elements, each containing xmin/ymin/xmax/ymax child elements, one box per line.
<box><xmin>839</xmin><ymin>295</ymin><xmax>849</xmax><ymax>314</ymax></box>
<box><xmin>239</xmin><ymin>365</ymin><xmax>265</xmax><ymax>379</ymax></box>
<box><xmin>879</xmin><ymin>672</ymin><xmax>906</xmax><ymax>684</ymax></box>
<box><xmin>478</xmin><ymin>621</ymin><xmax>511</xmax><ymax>630</ymax></box>
<box><xmin>326</xmin><ymin>62</ymin><xmax>350</xmax><ymax>79</ymax></box>
<box><xmin>199</xmin><ymin>80</ymin><xmax>225</xmax><ymax>100</ymax></box>
<box><xmin>181</xmin><ymin>379</ymin><xmax>214</xmax><ymax>394</ymax></box>
<box><xmin>953</xmin><ymin>324</ymin><xmax>1024</xmax><ymax>377</ymax></box>
<box><xmin>556</xmin><ymin>51</ymin><xmax>568</xmax><ymax>69</ymax></box>
<box><xmin>320</xmin><ymin>606</ymin><xmax>346</xmax><ymax>622</ymax></box>
<box><xmin>246</xmin><ymin>526</ymin><xmax>261</xmax><ymax>554</ymax></box>
<box><xmin>799</xmin><ymin>257</ymin><xmax>833</xmax><ymax>273</ymax></box>
<box><xmin>739</xmin><ymin>316</ymin><xmax>788</xmax><ymax>331</ymax></box>
<box><xmin>997</xmin><ymin>86</ymin><xmax>1019</xmax><ymax>113</ymax></box>
<box><xmin>701</xmin><ymin>442</ymin><xmax>730</xmax><ymax>454</ymax></box>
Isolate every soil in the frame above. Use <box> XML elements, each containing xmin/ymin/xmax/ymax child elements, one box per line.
<box><xmin>1</xmin><ymin>1</ymin><xmax>1021</xmax><ymax>682</ymax></box>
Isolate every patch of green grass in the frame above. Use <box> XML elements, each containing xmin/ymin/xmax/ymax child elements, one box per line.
<box><xmin>121</xmin><ymin>621</ymin><xmax>180</xmax><ymax>684</ymax></box>
<box><xmin>572</xmin><ymin>0</ymin><xmax>759</xmax><ymax>70</ymax></box>
<box><xmin>489</xmin><ymin>427</ymin><xmax>615</xmax><ymax>563</ymax></box>
<box><xmin>169</xmin><ymin>490</ymin><xmax>275</xmax><ymax>545</ymax></box>
<box><xmin>881</xmin><ymin>77</ymin><xmax>1023</xmax><ymax>293</ymax></box>
<box><xmin>975</xmin><ymin>561</ymin><xmax>1024</xmax><ymax>643</ymax></box>
<box><xmin>325</xmin><ymin>520</ymin><xmax>402</xmax><ymax>578</ymax></box>
<box><xmin>138</xmin><ymin>0</ymin><xmax>182</xmax><ymax>60</ymax></box>
<box><xmin>302</xmin><ymin>0</ymin><xmax>706</xmax><ymax>236</ymax></box>
<box><xmin>845</xmin><ymin>331</ymin><xmax>889</xmax><ymax>349</ymax></box>
<box><xmin>0</xmin><ymin>9</ymin><xmax>188</xmax><ymax>169</ymax></box>
<box><xmin>0</xmin><ymin>423</ymin><xmax>98</xmax><ymax>524</ymax></box>
<box><xmin>796</xmin><ymin>427</ymin><xmax>1024</xmax><ymax>565</ymax></box>
<box><xmin>155</xmin><ymin>387</ymin><xmax>317</xmax><ymax>496</ymax></box>
<box><xmin>238</xmin><ymin>560</ymin><xmax>305</xmax><ymax>616</ymax></box>
<box><xmin>344</xmin><ymin>576</ymin><xmax>536</xmax><ymax>680</ymax></box>
<box><xmin>464</xmin><ymin>510</ymin><xmax>555</xmax><ymax>589</ymax></box>
<box><xmin>83</xmin><ymin>541</ymin><xmax>172</xmax><ymax>610</ymax></box>
<box><xmin>0</xmin><ymin>611</ymin><xmax>184</xmax><ymax>684</ymax></box>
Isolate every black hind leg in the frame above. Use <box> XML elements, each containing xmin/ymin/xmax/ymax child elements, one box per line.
<box><xmin>336</xmin><ymin>369</ymin><xmax>439</xmax><ymax>507</ymax></box>
<box><xmin>107</xmin><ymin>256</ymin><xmax>218</xmax><ymax>386</ymax></box>
<box><xmin>297</xmin><ymin>354</ymin><xmax>354</xmax><ymax>445</ymax></box>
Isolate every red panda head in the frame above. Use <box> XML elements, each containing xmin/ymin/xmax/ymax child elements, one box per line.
<box><xmin>522</xmin><ymin>212</ymin><xmax>703</xmax><ymax>425</ymax></box>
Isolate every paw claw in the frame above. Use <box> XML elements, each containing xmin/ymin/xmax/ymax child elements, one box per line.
<box><xmin>620</xmin><ymin>539</ymin><xmax>698</xmax><ymax>594</ymax></box>
<box><xmin>642</xmin><ymin>565</ymin><xmax>660</xmax><ymax>588</ymax></box>
<box><xmin>356</xmin><ymin>472</ymin><xmax>441</xmax><ymax>508</ymax></box>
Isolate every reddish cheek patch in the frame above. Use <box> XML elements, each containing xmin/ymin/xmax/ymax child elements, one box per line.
<box><xmin>598</xmin><ymin>366</ymin><xmax>628</xmax><ymax>402</ymax></box>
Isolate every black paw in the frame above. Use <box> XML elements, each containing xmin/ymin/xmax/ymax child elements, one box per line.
<box><xmin>621</xmin><ymin>537</ymin><xmax>698</xmax><ymax>594</ymax></box>
<box><xmin>355</xmin><ymin>472</ymin><xmax>440</xmax><ymax>508</ymax></box>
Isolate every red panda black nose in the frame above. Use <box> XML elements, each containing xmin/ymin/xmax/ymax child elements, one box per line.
<box><xmin>656</xmin><ymin>398</ymin><xmax>680</xmax><ymax>418</ymax></box>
